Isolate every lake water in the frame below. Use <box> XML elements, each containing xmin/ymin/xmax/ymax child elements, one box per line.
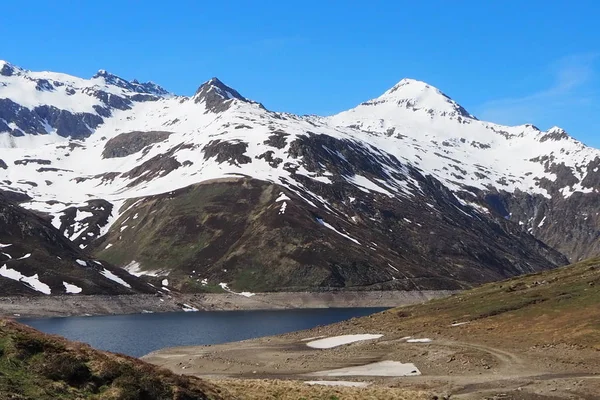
<box><xmin>20</xmin><ymin>308</ymin><xmax>386</xmax><ymax>357</ymax></box>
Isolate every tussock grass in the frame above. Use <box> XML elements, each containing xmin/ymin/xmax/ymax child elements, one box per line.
<box><xmin>210</xmin><ymin>378</ymin><xmax>430</xmax><ymax>400</ymax></box>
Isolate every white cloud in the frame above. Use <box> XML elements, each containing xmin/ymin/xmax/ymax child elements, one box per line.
<box><xmin>477</xmin><ymin>53</ymin><xmax>598</xmax><ymax>127</ymax></box>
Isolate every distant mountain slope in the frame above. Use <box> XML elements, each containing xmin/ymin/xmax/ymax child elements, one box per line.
<box><xmin>1</xmin><ymin>61</ymin><xmax>599</xmax><ymax>292</ymax></box>
<box><xmin>0</xmin><ymin>194</ymin><xmax>151</xmax><ymax>295</ymax></box>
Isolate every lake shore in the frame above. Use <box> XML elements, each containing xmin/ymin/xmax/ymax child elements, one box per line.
<box><xmin>0</xmin><ymin>290</ymin><xmax>456</xmax><ymax>318</ymax></box>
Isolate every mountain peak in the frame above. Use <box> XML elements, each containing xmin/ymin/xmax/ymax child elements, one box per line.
<box><xmin>193</xmin><ymin>77</ymin><xmax>248</xmax><ymax>112</ymax></box>
<box><xmin>539</xmin><ymin>126</ymin><xmax>571</xmax><ymax>142</ymax></box>
<box><xmin>375</xmin><ymin>78</ymin><xmax>474</xmax><ymax>119</ymax></box>
<box><xmin>194</xmin><ymin>77</ymin><xmax>246</xmax><ymax>101</ymax></box>
<box><xmin>92</xmin><ymin>69</ymin><xmax>168</xmax><ymax>96</ymax></box>
<box><xmin>0</xmin><ymin>60</ymin><xmax>19</xmax><ymax>77</ymax></box>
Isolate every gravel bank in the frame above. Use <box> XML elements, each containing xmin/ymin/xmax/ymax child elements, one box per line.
<box><xmin>0</xmin><ymin>290</ymin><xmax>455</xmax><ymax>318</ymax></box>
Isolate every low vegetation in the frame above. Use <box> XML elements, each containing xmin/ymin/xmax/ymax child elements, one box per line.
<box><xmin>210</xmin><ymin>379</ymin><xmax>430</xmax><ymax>400</ymax></box>
<box><xmin>354</xmin><ymin>256</ymin><xmax>600</xmax><ymax>348</ymax></box>
<box><xmin>0</xmin><ymin>320</ymin><xmax>233</xmax><ymax>400</ymax></box>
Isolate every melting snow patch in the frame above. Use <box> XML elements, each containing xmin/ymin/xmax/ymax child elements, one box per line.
<box><xmin>182</xmin><ymin>303</ymin><xmax>199</xmax><ymax>312</ymax></box>
<box><xmin>162</xmin><ymin>279</ymin><xmax>169</xmax><ymax>286</ymax></box>
<box><xmin>306</xmin><ymin>334</ymin><xmax>382</xmax><ymax>349</ymax></box>
<box><xmin>75</xmin><ymin>259</ymin><xmax>87</xmax><ymax>267</ymax></box>
<box><xmin>305</xmin><ymin>381</ymin><xmax>370</xmax><ymax>387</ymax></box>
<box><xmin>310</xmin><ymin>360</ymin><xmax>421</xmax><ymax>377</ymax></box>
<box><xmin>406</xmin><ymin>338</ymin><xmax>432</xmax><ymax>343</ymax></box>
<box><xmin>279</xmin><ymin>202</ymin><xmax>287</xmax><ymax>214</ymax></box>
<box><xmin>200</xmin><ymin>278</ymin><xmax>208</xmax><ymax>285</ymax></box>
<box><xmin>0</xmin><ymin>265</ymin><xmax>51</xmax><ymax>294</ymax></box>
<box><xmin>100</xmin><ymin>269</ymin><xmax>131</xmax><ymax>288</ymax></box>
<box><xmin>15</xmin><ymin>253</ymin><xmax>31</xmax><ymax>260</ymax></box>
<box><xmin>63</xmin><ymin>281</ymin><xmax>83</xmax><ymax>294</ymax></box>
<box><xmin>0</xmin><ymin>243</ymin><xmax>12</xmax><ymax>248</ymax></box>
<box><xmin>275</xmin><ymin>192</ymin><xmax>291</xmax><ymax>202</ymax></box>
<box><xmin>301</xmin><ymin>335</ymin><xmax>326</xmax><ymax>342</ymax></box>
<box><xmin>316</xmin><ymin>218</ymin><xmax>360</xmax><ymax>245</ymax></box>
<box><xmin>105</xmin><ymin>243</ymin><xmax>113</xmax><ymax>249</ymax></box>
<box><xmin>218</xmin><ymin>282</ymin><xmax>255</xmax><ymax>297</ymax></box>
<box><xmin>450</xmin><ymin>322</ymin><xmax>469</xmax><ymax>327</ymax></box>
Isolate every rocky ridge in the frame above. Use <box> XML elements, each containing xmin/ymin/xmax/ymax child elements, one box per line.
<box><xmin>1</xmin><ymin>61</ymin><xmax>598</xmax><ymax>292</ymax></box>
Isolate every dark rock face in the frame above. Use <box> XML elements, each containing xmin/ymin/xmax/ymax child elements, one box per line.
<box><xmin>14</xmin><ymin>159</ymin><xmax>52</xmax><ymax>166</ymax></box>
<box><xmin>102</xmin><ymin>131</ymin><xmax>172</xmax><ymax>159</ymax></box>
<box><xmin>264</xmin><ymin>130</ymin><xmax>289</xmax><ymax>149</ymax></box>
<box><xmin>0</xmin><ymin>189</ymin><xmax>32</xmax><ymax>203</ymax></box>
<box><xmin>121</xmin><ymin>143</ymin><xmax>192</xmax><ymax>186</ymax></box>
<box><xmin>203</xmin><ymin>140</ymin><xmax>252</xmax><ymax>165</ymax></box>
<box><xmin>57</xmin><ymin>199</ymin><xmax>113</xmax><ymax>249</ymax></box>
<box><xmin>83</xmin><ymin>89</ymin><xmax>132</xmax><ymax>111</ymax></box>
<box><xmin>93</xmin><ymin>70</ymin><xmax>168</xmax><ymax>96</ymax></box>
<box><xmin>0</xmin><ymin>99</ymin><xmax>103</xmax><ymax>138</ymax></box>
<box><xmin>0</xmin><ymin>194</ymin><xmax>150</xmax><ymax>295</ymax></box>
<box><xmin>193</xmin><ymin>78</ymin><xmax>248</xmax><ymax>113</ymax></box>
<box><xmin>0</xmin><ymin>159</ymin><xmax>7</xmax><ymax>169</ymax></box>
<box><xmin>477</xmin><ymin>189</ymin><xmax>600</xmax><ymax>263</ymax></box>
<box><xmin>0</xmin><ymin>63</ymin><xmax>15</xmax><ymax>76</ymax></box>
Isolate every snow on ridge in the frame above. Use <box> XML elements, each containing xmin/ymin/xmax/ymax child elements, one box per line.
<box><xmin>100</xmin><ymin>268</ymin><xmax>131</xmax><ymax>288</ymax></box>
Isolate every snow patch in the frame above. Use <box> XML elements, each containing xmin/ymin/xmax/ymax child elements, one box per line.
<box><xmin>100</xmin><ymin>269</ymin><xmax>131</xmax><ymax>288</ymax></box>
<box><xmin>275</xmin><ymin>192</ymin><xmax>291</xmax><ymax>202</ymax></box>
<box><xmin>306</xmin><ymin>334</ymin><xmax>382</xmax><ymax>349</ymax></box>
<box><xmin>182</xmin><ymin>303</ymin><xmax>199</xmax><ymax>312</ymax></box>
<box><xmin>310</xmin><ymin>360</ymin><xmax>420</xmax><ymax>377</ymax></box>
<box><xmin>75</xmin><ymin>259</ymin><xmax>87</xmax><ymax>267</ymax></box>
<box><xmin>406</xmin><ymin>338</ymin><xmax>432</xmax><ymax>343</ymax></box>
<box><xmin>316</xmin><ymin>218</ymin><xmax>360</xmax><ymax>245</ymax></box>
<box><xmin>218</xmin><ymin>282</ymin><xmax>255</xmax><ymax>297</ymax></box>
<box><xmin>63</xmin><ymin>281</ymin><xmax>83</xmax><ymax>294</ymax></box>
<box><xmin>0</xmin><ymin>264</ymin><xmax>51</xmax><ymax>294</ymax></box>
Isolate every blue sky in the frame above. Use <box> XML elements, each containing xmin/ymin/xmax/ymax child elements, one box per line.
<box><xmin>1</xmin><ymin>1</ymin><xmax>599</xmax><ymax>146</ymax></box>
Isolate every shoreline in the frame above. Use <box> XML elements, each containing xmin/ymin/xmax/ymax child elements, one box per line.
<box><xmin>0</xmin><ymin>290</ymin><xmax>456</xmax><ymax>318</ymax></box>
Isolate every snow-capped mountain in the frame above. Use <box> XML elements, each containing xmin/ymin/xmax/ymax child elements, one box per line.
<box><xmin>1</xmin><ymin>61</ymin><xmax>597</xmax><ymax>293</ymax></box>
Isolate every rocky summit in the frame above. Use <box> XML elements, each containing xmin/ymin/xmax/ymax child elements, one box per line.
<box><xmin>1</xmin><ymin>61</ymin><xmax>598</xmax><ymax>294</ymax></box>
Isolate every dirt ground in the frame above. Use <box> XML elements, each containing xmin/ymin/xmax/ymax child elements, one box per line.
<box><xmin>144</xmin><ymin>323</ymin><xmax>600</xmax><ymax>399</ymax></box>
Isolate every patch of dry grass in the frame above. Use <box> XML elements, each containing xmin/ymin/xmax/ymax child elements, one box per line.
<box><xmin>210</xmin><ymin>378</ymin><xmax>431</xmax><ymax>400</ymax></box>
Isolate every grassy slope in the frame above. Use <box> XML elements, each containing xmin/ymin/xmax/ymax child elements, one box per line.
<box><xmin>0</xmin><ymin>320</ymin><xmax>234</xmax><ymax>400</ymax></box>
<box><xmin>352</xmin><ymin>256</ymin><xmax>600</xmax><ymax>349</ymax></box>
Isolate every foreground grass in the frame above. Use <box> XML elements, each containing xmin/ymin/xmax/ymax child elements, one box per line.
<box><xmin>0</xmin><ymin>320</ymin><xmax>233</xmax><ymax>400</ymax></box>
<box><xmin>210</xmin><ymin>379</ymin><xmax>430</xmax><ymax>400</ymax></box>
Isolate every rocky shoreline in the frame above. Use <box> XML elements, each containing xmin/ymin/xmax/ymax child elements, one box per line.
<box><xmin>0</xmin><ymin>290</ymin><xmax>456</xmax><ymax>318</ymax></box>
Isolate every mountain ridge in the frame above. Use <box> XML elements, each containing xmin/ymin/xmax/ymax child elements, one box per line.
<box><xmin>1</xmin><ymin>60</ymin><xmax>598</xmax><ymax>293</ymax></box>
